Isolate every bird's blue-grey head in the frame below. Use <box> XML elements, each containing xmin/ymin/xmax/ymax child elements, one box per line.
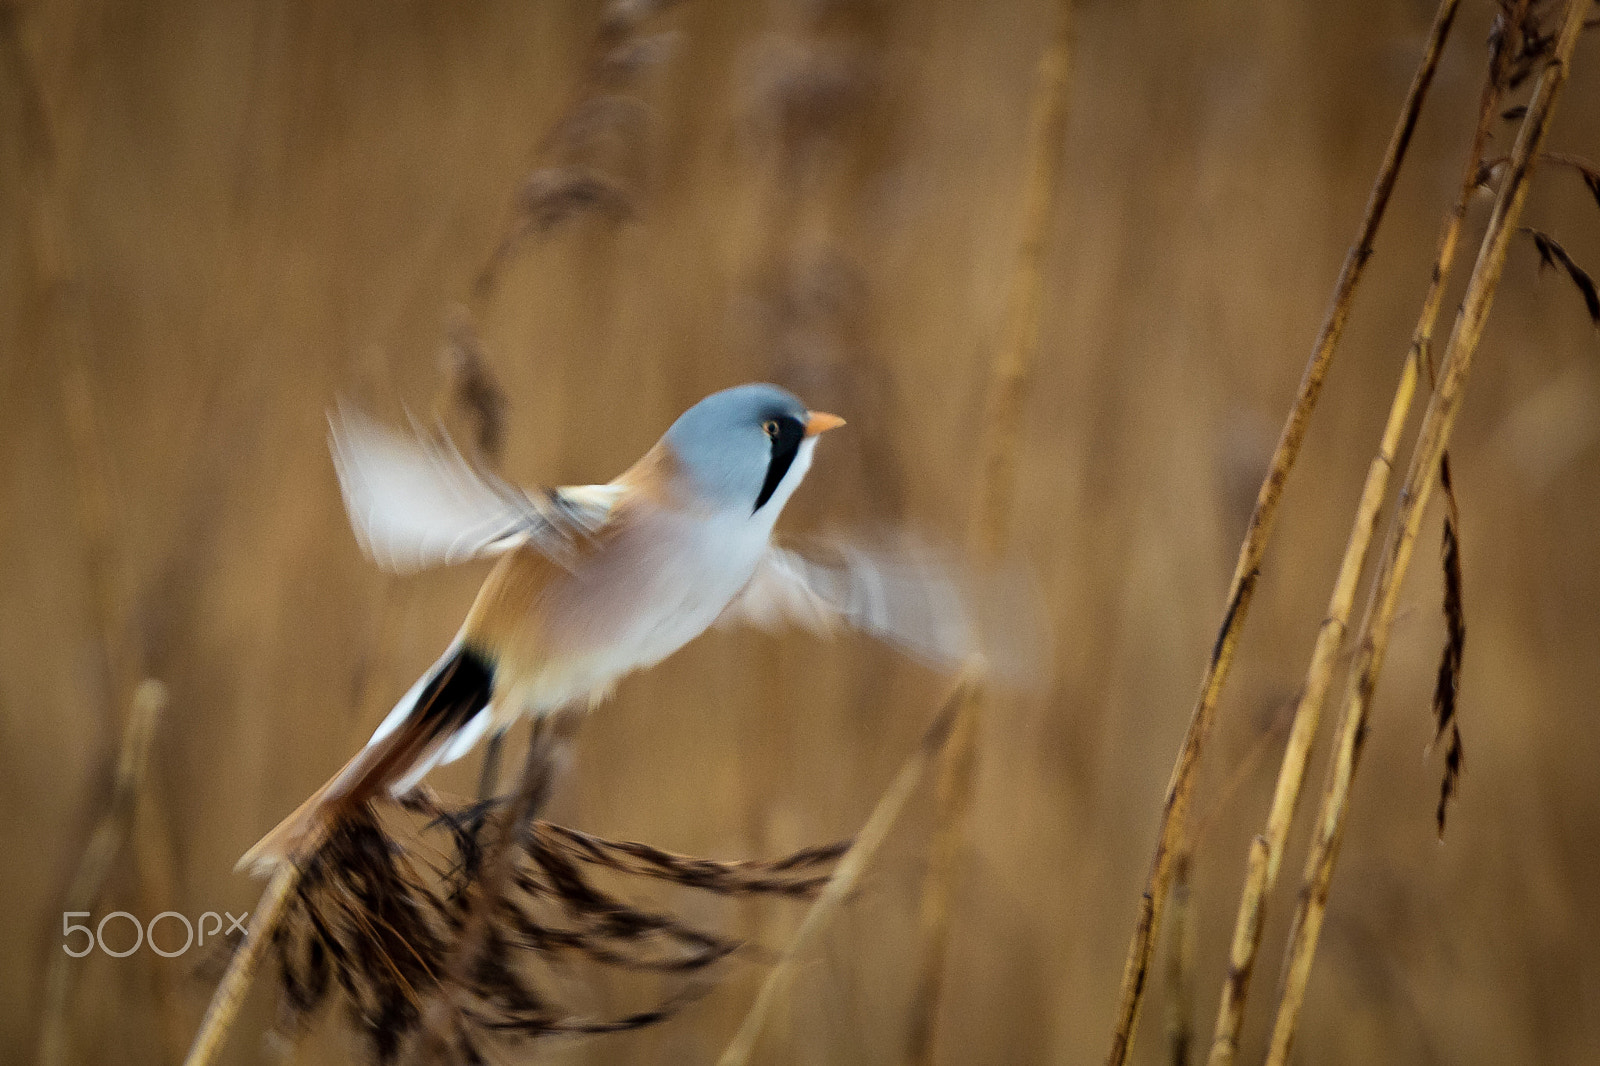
<box><xmin>662</xmin><ymin>383</ymin><xmax>845</xmax><ymax>516</ymax></box>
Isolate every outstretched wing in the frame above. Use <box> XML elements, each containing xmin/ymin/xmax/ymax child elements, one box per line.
<box><xmin>719</xmin><ymin>540</ymin><xmax>977</xmax><ymax>669</ymax></box>
<box><xmin>329</xmin><ymin>405</ymin><xmax>620</xmax><ymax>574</ymax></box>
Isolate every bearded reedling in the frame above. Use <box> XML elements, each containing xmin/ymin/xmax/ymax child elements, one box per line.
<box><xmin>240</xmin><ymin>383</ymin><xmax>976</xmax><ymax>873</ymax></box>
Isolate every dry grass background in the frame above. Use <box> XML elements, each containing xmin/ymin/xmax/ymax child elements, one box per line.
<box><xmin>3</xmin><ymin>0</ymin><xmax>1600</xmax><ymax>1063</ymax></box>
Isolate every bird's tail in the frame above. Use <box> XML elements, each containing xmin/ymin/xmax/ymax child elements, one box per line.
<box><xmin>236</xmin><ymin>644</ymin><xmax>496</xmax><ymax>876</ymax></box>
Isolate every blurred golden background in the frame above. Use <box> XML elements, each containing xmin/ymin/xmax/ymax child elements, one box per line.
<box><xmin>4</xmin><ymin>0</ymin><xmax>1599</xmax><ymax>1063</ymax></box>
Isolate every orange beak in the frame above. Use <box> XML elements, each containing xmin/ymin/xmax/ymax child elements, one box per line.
<box><xmin>804</xmin><ymin>411</ymin><xmax>847</xmax><ymax>437</ymax></box>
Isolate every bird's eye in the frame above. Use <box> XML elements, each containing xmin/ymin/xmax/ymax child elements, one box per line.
<box><xmin>762</xmin><ymin>419</ymin><xmax>780</xmax><ymax>438</ymax></box>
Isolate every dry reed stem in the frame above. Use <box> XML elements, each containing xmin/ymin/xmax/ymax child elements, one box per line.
<box><xmin>185</xmin><ymin>682</ymin><xmax>421</xmax><ymax>1066</ymax></box>
<box><xmin>964</xmin><ymin>0</ymin><xmax>1073</xmax><ymax>567</ymax></box>
<box><xmin>184</xmin><ymin>31</ymin><xmax>615</xmax><ymax>1059</ymax></box>
<box><xmin>1203</xmin><ymin>357</ymin><xmax>1420</xmax><ymax>1066</ymax></box>
<box><xmin>1263</xmin><ymin>4</ymin><xmax>1592</xmax><ymax>1061</ymax></box>
<box><xmin>183</xmin><ymin>862</ymin><xmax>303</xmax><ymax>1066</ymax></box>
<box><xmin>1203</xmin><ymin>5</ymin><xmax>1532</xmax><ymax>1057</ymax></box>
<box><xmin>1164</xmin><ymin>851</ymin><xmax>1198</xmax><ymax>1066</ymax></box>
<box><xmin>36</xmin><ymin>681</ymin><xmax>167</xmax><ymax>1066</ymax></box>
<box><xmin>8</xmin><ymin>7</ymin><xmax>190</xmax><ymax>1059</ymax></box>
<box><xmin>1101</xmin><ymin>3</ymin><xmax>1461</xmax><ymax>1061</ymax></box>
<box><xmin>57</xmin><ymin>363</ymin><xmax>186</xmax><ymax>1046</ymax></box>
<box><xmin>717</xmin><ymin>670</ymin><xmax>977</xmax><ymax>1066</ymax></box>
<box><xmin>906</xmin><ymin>6</ymin><xmax>1071</xmax><ymax>1063</ymax></box>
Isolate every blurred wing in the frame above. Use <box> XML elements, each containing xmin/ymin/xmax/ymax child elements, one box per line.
<box><xmin>721</xmin><ymin>541</ymin><xmax>976</xmax><ymax>669</ymax></box>
<box><xmin>330</xmin><ymin>405</ymin><xmax>620</xmax><ymax>574</ymax></box>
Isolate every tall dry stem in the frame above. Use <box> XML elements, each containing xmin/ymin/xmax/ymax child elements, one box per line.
<box><xmin>1263</xmin><ymin>3</ymin><xmax>1592</xmax><ymax>1062</ymax></box>
<box><xmin>182</xmin><ymin>862</ymin><xmax>303</xmax><ymax>1066</ymax></box>
<box><xmin>1164</xmin><ymin>852</ymin><xmax>1197</xmax><ymax>1066</ymax></box>
<box><xmin>718</xmin><ymin>670</ymin><xmax>978</xmax><ymax>1066</ymax></box>
<box><xmin>7</xmin><ymin>6</ymin><xmax>188</xmax><ymax>1059</ymax></box>
<box><xmin>37</xmin><ymin>681</ymin><xmax>168</xmax><ymax>1066</ymax></box>
<box><xmin>906</xmin><ymin>5</ymin><xmax>1071</xmax><ymax>1062</ymax></box>
<box><xmin>1101</xmin><ymin>3</ymin><xmax>1461</xmax><ymax>1060</ymax></box>
<box><xmin>1204</xmin><ymin>5</ymin><xmax>1532</xmax><ymax>1060</ymax></box>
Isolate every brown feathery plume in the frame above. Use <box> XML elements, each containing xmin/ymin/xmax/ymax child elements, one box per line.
<box><xmin>435</xmin><ymin>307</ymin><xmax>511</xmax><ymax>468</ymax></box>
<box><xmin>1105</xmin><ymin>2</ymin><xmax>1463</xmax><ymax>1061</ymax></box>
<box><xmin>386</xmin><ymin>710</ymin><xmax>846</xmax><ymax>1064</ymax></box>
<box><xmin>1263</xmin><ymin>4</ymin><xmax>1593</xmax><ymax>1062</ymax></box>
<box><xmin>1204</xmin><ymin>1</ymin><xmax>1534</xmax><ymax>1057</ymax></box>
<box><xmin>187</xmin><ymin>746</ymin><xmax>850</xmax><ymax>1064</ymax></box>
<box><xmin>733</xmin><ymin>0</ymin><xmax>913</xmax><ymax>524</ymax></box>
<box><xmin>270</xmin><ymin>801</ymin><xmax>807</xmax><ymax>1062</ymax></box>
<box><xmin>404</xmin><ymin>703</ymin><xmax>572</xmax><ymax>1062</ymax></box>
<box><xmin>475</xmin><ymin>0</ymin><xmax>686</xmax><ymax>295</ymax></box>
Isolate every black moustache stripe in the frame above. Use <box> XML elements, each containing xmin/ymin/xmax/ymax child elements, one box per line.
<box><xmin>754</xmin><ymin>416</ymin><xmax>805</xmax><ymax>512</ymax></box>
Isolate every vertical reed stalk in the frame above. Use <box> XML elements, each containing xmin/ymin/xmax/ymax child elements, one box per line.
<box><xmin>185</xmin><ymin>343</ymin><xmax>516</xmax><ymax>1066</ymax></box>
<box><xmin>718</xmin><ymin>671</ymin><xmax>978</xmax><ymax>1066</ymax></box>
<box><xmin>1263</xmin><ymin>5</ymin><xmax>1591</xmax><ymax>1062</ymax></box>
<box><xmin>1203</xmin><ymin>5</ymin><xmax>1530</xmax><ymax>1059</ymax></box>
<box><xmin>182</xmin><ymin>862</ymin><xmax>303</xmax><ymax>1066</ymax></box>
<box><xmin>1102</xmin><ymin>3</ymin><xmax>1460</xmax><ymax>1060</ymax></box>
<box><xmin>906</xmin><ymin>5</ymin><xmax>1071</xmax><ymax>1062</ymax></box>
<box><xmin>37</xmin><ymin>681</ymin><xmax>168</xmax><ymax>1066</ymax></box>
<box><xmin>1164</xmin><ymin>852</ymin><xmax>1197</xmax><ymax>1066</ymax></box>
<box><xmin>7</xmin><ymin>7</ymin><xmax>189</xmax><ymax>1060</ymax></box>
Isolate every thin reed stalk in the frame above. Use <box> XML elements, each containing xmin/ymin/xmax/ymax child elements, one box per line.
<box><xmin>1102</xmin><ymin>3</ymin><xmax>1461</xmax><ymax>1060</ymax></box>
<box><xmin>1203</xmin><ymin>4</ymin><xmax>1532</xmax><ymax>1059</ymax></box>
<box><xmin>8</xmin><ymin>7</ymin><xmax>188</xmax><ymax>1059</ymax></box>
<box><xmin>1263</xmin><ymin>4</ymin><xmax>1592</xmax><ymax>1062</ymax></box>
<box><xmin>718</xmin><ymin>670</ymin><xmax>979</xmax><ymax>1066</ymax></box>
<box><xmin>906</xmin><ymin>5</ymin><xmax>1071</xmax><ymax>1062</ymax></box>
<box><xmin>37</xmin><ymin>681</ymin><xmax>167</xmax><ymax>1066</ymax></box>
<box><xmin>182</xmin><ymin>862</ymin><xmax>303</xmax><ymax>1066</ymax></box>
<box><xmin>1164</xmin><ymin>852</ymin><xmax>1197</xmax><ymax>1066</ymax></box>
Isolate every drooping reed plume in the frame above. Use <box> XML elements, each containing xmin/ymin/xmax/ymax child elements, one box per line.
<box><xmin>475</xmin><ymin>0</ymin><xmax>687</xmax><ymax>296</ymax></box>
<box><xmin>258</xmin><ymin>786</ymin><xmax>848</xmax><ymax>1064</ymax></box>
<box><xmin>187</xmin><ymin>713</ymin><xmax>853</xmax><ymax>1065</ymax></box>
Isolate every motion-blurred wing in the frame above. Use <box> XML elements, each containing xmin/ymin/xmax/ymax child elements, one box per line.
<box><xmin>721</xmin><ymin>541</ymin><xmax>977</xmax><ymax>669</ymax></box>
<box><xmin>329</xmin><ymin>405</ymin><xmax>619</xmax><ymax>574</ymax></box>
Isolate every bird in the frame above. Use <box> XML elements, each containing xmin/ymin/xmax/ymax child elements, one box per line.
<box><xmin>239</xmin><ymin>383</ymin><xmax>975</xmax><ymax>874</ymax></box>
